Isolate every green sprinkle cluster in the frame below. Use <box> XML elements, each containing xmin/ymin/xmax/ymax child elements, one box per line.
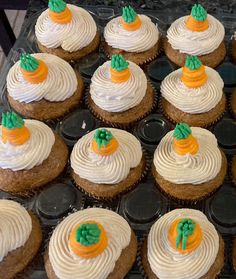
<box><xmin>122</xmin><ymin>6</ymin><xmax>137</xmax><ymax>23</ymax></box>
<box><xmin>2</xmin><ymin>112</ymin><xmax>24</xmax><ymax>129</ymax></box>
<box><xmin>94</xmin><ymin>128</ymin><xmax>113</xmax><ymax>149</ymax></box>
<box><xmin>111</xmin><ymin>54</ymin><xmax>129</xmax><ymax>72</ymax></box>
<box><xmin>176</xmin><ymin>219</ymin><xmax>196</xmax><ymax>250</ymax></box>
<box><xmin>48</xmin><ymin>0</ymin><xmax>66</xmax><ymax>13</ymax></box>
<box><xmin>185</xmin><ymin>55</ymin><xmax>202</xmax><ymax>70</ymax></box>
<box><xmin>20</xmin><ymin>54</ymin><xmax>39</xmax><ymax>72</ymax></box>
<box><xmin>75</xmin><ymin>223</ymin><xmax>101</xmax><ymax>246</ymax></box>
<box><xmin>191</xmin><ymin>4</ymin><xmax>207</xmax><ymax>22</ymax></box>
<box><xmin>173</xmin><ymin>123</ymin><xmax>192</xmax><ymax>140</ymax></box>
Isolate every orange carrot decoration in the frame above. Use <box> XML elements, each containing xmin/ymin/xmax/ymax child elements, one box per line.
<box><xmin>69</xmin><ymin>221</ymin><xmax>108</xmax><ymax>259</ymax></box>
<box><xmin>110</xmin><ymin>54</ymin><xmax>130</xmax><ymax>83</ymax></box>
<box><xmin>48</xmin><ymin>0</ymin><xmax>72</xmax><ymax>24</ymax></box>
<box><xmin>121</xmin><ymin>6</ymin><xmax>141</xmax><ymax>31</ymax></box>
<box><xmin>1</xmin><ymin>112</ymin><xmax>30</xmax><ymax>145</ymax></box>
<box><xmin>185</xmin><ymin>4</ymin><xmax>209</xmax><ymax>32</ymax></box>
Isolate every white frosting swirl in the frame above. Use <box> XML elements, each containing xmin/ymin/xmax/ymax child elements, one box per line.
<box><xmin>35</xmin><ymin>5</ymin><xmax>97</xmax><ymax>52</ymax></box>
<box><xmin>90</xmin><ymin>61</ymin><xmax>147</xmax><ymax>112</ymax></box>
<box><xmin>161</xmin><ymin>66</ymin><xmax>224</xmax><ymax>113</ymax></box>
<box><xmin>71</xmin><ymin>128</ymin><xmax>142</xmax><ymax>184</ymax></box>
<box><xmin>7</xmin><ymin>53</ymin><xmax>78</xmax><ymax>103</ymax></box>
<box><xmin>167</xmin><ymin>15</ymin><xmax>225</xmax><ymax>55</ymax></box>
<box><xmin>49</xmin><ymin>208</ymin><xmax>131</xmax><ymax>279</ymax></box>
<box><xmin>0</xmin><ymin>200</ymin><xmax>32</xmax><ymax>262</ymax></box>
<box><xmin>153</xmin><ymin>127</ymin><xmax>222</xmax><ymax>184</ymax></box>
<box><xmin>0</xmin><ymin>119</ymin><xmax>55</xmax><ymax>171</ymax></box>
<box><xmin>148</xmin><ymin>208</ymin><xmax>219</xmax><ymax>279</ymax></box>
<box><xmin>104</xmin><ymin>15</ymin><xmax>159</xmax><ymax>52</ymax></box>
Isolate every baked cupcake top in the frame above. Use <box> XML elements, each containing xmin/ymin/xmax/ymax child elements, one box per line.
<box><xmin>153</xmin><ymin>123</ymin><xmax>222</xmax><ymax>184</ymax></box>
<box><xmin>35</xmin><ymin>0</ymin><xmax>97</xmax><ymax>52</ymax></box>
<box><xmin>104</xmin><ymin>6</ymin><xmax>159</xmax><ymax>53</ymax></box>
<box><xmin>48</xmin><ymin>208</ymin><xmax>131</xmax><ymax>279</ymax></box>
<box><xmin>7</xmin><ymin>53</ymin><xmax>78</xmax><ymax>103</ymax></box>
<box><xmin>90</xmin><ymin>54</ymin><xmax>147</xmax><ymax>112</ymax></box>
<box><xmin>0</xmin><ymin>199</ymin><xmax>32</xmax><ymax>262</ymax></box>
<box><xmin>0</xmin><ymin>112</ymin><xmax>55</xmax><ymax>171</ymax></box>
<box><xmin>161</xmin><ymin>56</ymin><xmax>224</xmax><ymax>113</ymax></box>
<box><xmin>148</xmin><ymin>208</ymin><xmax>219</xmax><ymax>279</ymax></box>
<box><xmin>167</xmin><ymin>4</ymin><xmax>225</xmax><ymax>56</ymax></box>
<box><xmin>71</xmin><ymin>127</ymin><xmax>142</xmax><ymax>184</ymax></box>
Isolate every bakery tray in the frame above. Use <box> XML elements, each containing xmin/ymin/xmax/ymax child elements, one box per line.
<box><xmin>0</xmin><ymin>5</ymin><xmax>236</xmax><ymax>279</ymax></box>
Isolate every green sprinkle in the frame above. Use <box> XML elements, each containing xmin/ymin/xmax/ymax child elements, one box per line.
<box><xmin>111</xmin><ymin>54</ymin><xmax>129</xmax><ymax>72</ymax></box>
<box><xmin>173</xmin><ymin>123</ymin><xmax>192</xmax><ymax>140</ymax></box>
<box><xmin>2</xmin><ymin>112</ymin><xmax>24</xmax><ymax>129</ymax></box>
<box><xmin>94</xmin><ymin>128</ymin><xmax>113</xmax><ymax>149</ymax></box>
<box><xmin>48</xmin><ymin>0</ymin><xmax>66</xmax><ymax>13</ymax></box>
<box><xmin>176</xmin><ymin>219</ymin><xmax>196</xmax><ymax>250</ymax></box>
<box><xmin>191</xmin><ymin>4</ymin><xmax>207</xmax><ymax>22</ymax></box>
<box><xmin>20</xmin><ymin>54</ymin><xmax>39</xmax><ymax>72</ymax></box>
<box><xmin>185</xmin><ymin>55</ymin><xmax>202</xmax><ymax>70</ymax></box>
<box><xmin>75</xmin><ymin>223</ymin><xmax>101</xmax><ymax>246</ymax></box>
<box><xmin>122</xmin><ymin>5</ymin><xmax>137</xmax><ymax>23</ymax></box>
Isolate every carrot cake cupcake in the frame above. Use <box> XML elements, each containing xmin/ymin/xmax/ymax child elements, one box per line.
<box><xmin>35</xmin><ymin>0</ymin><xmax>100</xmax><ymax>61</ymax></box>
<box><xmin>6</xmin><ymin>53</ymin><xmax>83</xmax><ymax>121</ymax></box>
<box><xmin>88</xmin><ymin>54</ymin><xmax>155</xmax><ymax>127</ymax></box>
<box><xmin>164</xmin><ymin>4</ymin><xmax>226</xmax><ymax>68</ymax></box>
<box><xmin>103</xmin><ymin>5</ymin><xmax>160</xmax><ymax>65</ymax></box>
<box><xmin>45</xmin><ymin>207</ymin><xmax>137</xmax><ymax>279</ymax></box>
<box><xmin>0</xmin><ymin>111</ymin><xmax>68</xmax><ymax>193</ymax></box>
<box><xmin>142</xmin><ymin>208</ymin><xmax>224</xmax><ymax>279</ymax></box>
<box><xmin>161</xmin><ymin>55</ymin><xmax>226</xmax><ymax>127</ymax></box>
<box><xmin>71</xmin><ymin>127</ymin><xmax>145</xmax><ymax>199</ymax></box>
<box><xmin>0</xmin><ymin>199</ymin><xmax>42</xmax><ymax>278</ymax></box>
<box><xmin>152</xmin><ymin>123</ymin><xmax>227</xmax><ymax>202</ymax></box>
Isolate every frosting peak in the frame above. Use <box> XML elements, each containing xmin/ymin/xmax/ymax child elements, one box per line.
<box><xmin>121</xmin><ymin>6</ymin><xmax>141</xmax><ymax>31</ymax></box>
<box><xmin>110</xmin><ymin>55</ymin><xmax>130</xmax><ymax>83</ymax></box>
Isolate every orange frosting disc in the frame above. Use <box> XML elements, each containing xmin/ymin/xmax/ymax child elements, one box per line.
<box><xmin>173</xmin><ymin>134</ymin><xmax>199</xmax><ymax>155</ymax></box>
<box><xmin>49</xmin><ymin>6</ymin><xmax>72</xmax><ymax>24</ymax></box>
<box><xmin>2</xmin><ymin>126</ymin><xmax>30</xmax><ymax>145</ymax></box>
<box><xmin>181</xmin><ymin>65</ymin><xmax>207</xmax><ymax>88</ymax></box>
<box><xmin>91</xmin><ymin>137</ymin><xmax>119</xmax><ymax>156</ymax></box>
<box><xmin>185</xmin><ymin>15</ymin><xmax>209</xmax><ymax>32</ymax></box>
<box><xmin>110</xmin><ymin>68</ymin><xmax>131</xmax><ymax>83</ymax></box>
<box><xmin>21</xmin><ymin>60</ymin><xmax>48</xmax><ymax>84</ymax></box>
<box><xmin>121</xmin><ymin>16</ymin><xmax>141</xmax><ymax>31</ymax></box>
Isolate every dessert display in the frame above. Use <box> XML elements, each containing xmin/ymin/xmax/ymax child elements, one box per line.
<box><xmin>103</xmin><ymin>5</ymin><xmax>160</xmax><ymax>65</ymax></box>
<box><xmin>161</xmin><ymin>55</ymin><xmax>226</xmax><ymax>127</ymax></box>
<box><xmin>35</xmin><ymin>0</ymin><xmax>100</xmax><ymax>61</ymax></box>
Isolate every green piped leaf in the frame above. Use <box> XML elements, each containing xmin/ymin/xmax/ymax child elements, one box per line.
<box><xmin>48</xmin><ymin>0</ymin><xmax>66</xmax><ymax>13</ymax></box>
<box><xmin>111</xmin><ymin>54</ymin><xmax>129</xmax><ymax>72</ymax></box>
<box><xmin>94</xmin><ymin>128</ymin><xmax>113</xmax><ymax>149</ymax></box>
<box><xmin>2</xmin><ymin>112</ymin><xmax>24</xmax><ymax>129</ymax></box>
<box><xmin>20</xmin><ymin>54</ymin><xmax>39</xmax><ymax>72</ymax></box>
<box><xmin>122</xmin><ymin>5</ymin><xmax>137</xmax><ymax>23</ymax></box>
<box><xmin>176</xmin><ymin>219</ymin><xmax>196</xmax><ymax>250</ymax></box>
<box><xmin>191</xmin><ymin>4</ymin><xmax>207</xmax><ymax>22</ymax></box>
<box><xmin>75</xmin><ymin>223</ymin><xmax>101</xmax><ymax>246</ymax></box>
<box><xmin>185</xmin><ymin>55</ymin><xmax>202</xmax><ymax>70</ymax></box>
<box><xmin>173</xmin><ymin>123</ymin><xmax>192</xmax><ymax>140</ymax></box>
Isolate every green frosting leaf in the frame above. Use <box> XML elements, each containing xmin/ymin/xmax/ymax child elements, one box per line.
<box><xmin>75</xmin><ymin>223</ymin><xmax>101</xmax><ymax>246</ymax></box>
<box><xmin>176</xmin><ymin>219</ymin><xmax>196</xmax><ymax>250</ymax></box>
<box><xmin>2</xmin><ymin>112</ymin><xmax>24</xmax><ymax>129</ymax></box>
<box><xmin>185</xmin><ymin>55</ymin><xmax>202</xmax><ymax>70</ymax></box>
<box><xmin>20</xmin><ymin>54</ymin><xmax>39</xmax><ymax>72</ymax></box>
<box><xmin>173</xmin><ymin>123</ymin><xmax>192</xmax><ymax>140</ymax></box>
<box><xmin>122</xmin><ymin>5</ymin><xmax>137</xmax><ymax>23</ymax></box>
<box><xmin>191</xmin><ymin>4</ymin><xmax>207</xmax><ymax>22</ymax></box>
<box><xmin>94</xmin><ymin>128</ymin><xmax>113</xmax><ymax>149</ymax></box>
<box><xmin>111</xmin><ymin>54</ymin><xmax>129</xmax><ymax>72</ymax></box>
<box><xmin>48</xmin><ymin>0</ymin><xmax>66</xmax><ymax>13</ymax></box>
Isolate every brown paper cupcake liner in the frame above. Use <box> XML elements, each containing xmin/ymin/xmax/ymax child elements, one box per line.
<box><xmin>229</xmin><ymin>89</ymin><xmax>236</xmax><ymax>119</ymax></box>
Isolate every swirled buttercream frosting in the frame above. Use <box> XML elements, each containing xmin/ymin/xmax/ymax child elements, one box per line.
<box><xmin>161</xmin><ymin>66</ymin><xmax>224</xmax><ymax>113</ymax></box>
<box><xmin>49</xmin><ymin>208</ymin><xmax>131</xmax><ymax>279</ymax></box>
<box><xmin>0</xmin><ymin>119</ymin><xmax>55</xmax><ymax>171</ymax></box>
<box><xmin>167</xmin><ymin>15</ymin><xmax>225</xmax><ymax>55</ymax></box>
<box><xmin>148</xmin><ymin>208</ymin><xmax>219</xmax><ymax>279</ymax></box>
<box><xmin>104</xmin><ymin>15</ymin><xmax>159</xmax><ymax>52</ymax></box>
<box><xmin>71</xmin><ymin>128</ymin><xmax>142</xmax><ymax>184</ymax></box>
<box><xmin>35</xmin><ymin>4</ymin><xmax>97</xmax><ymax>52</ymax></box>
<box><xmin>7</xmin><ymin>53</ymin><xmax>78</xmax><ymax>103</ymax></box>
<box><xmin>90</xmin><ymin>61</ymin><xmax>147</xmax><ymax>112</ymax></box>
<box><xmin>0</xmin><ymin>200</ymin><xmax>32</xmax><ymax>262</ymax></box>
<box><xmin>153</xmin><ymin>127</ymin><xmax>222</xmax><ymax>184</ymax></box>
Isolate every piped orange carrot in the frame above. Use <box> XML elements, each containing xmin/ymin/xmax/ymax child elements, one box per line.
<box><xmin>121</xmin><ymin>6</ymin><xmax>141</xmax><ymax>31</ymax></box>
<box><xmin>185</xmin><ymin>4</ymin><xmax>209</xmax><ymax>32</ymax></box>
<box><xmin>48</xmin><ymin>0</ymin><xmax>72</xmax><ymax>24</ymax></box>
<box><xmin>110</xmin><ymin>54</ymin><xmax>130</xmax><ymax>83</ymax></box>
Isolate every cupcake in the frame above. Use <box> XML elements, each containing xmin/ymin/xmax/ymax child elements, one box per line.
<box><xmin>35</xmin><ymin>0</ymin><xmax>100</xmax><ymax>61</ymax></box>
<box><xmin>71</xmin><ymin>127</ymin><xmax>145</xmax><ymax>199</ymax></box>
<box><xmin>103</xmin><ymin>5</ymin><xmax>160</xmax><ymax>65</ymax></box>
<box><xmin>164</xmin><ymin>4</ymin><xmax>226</xmax><ymax>68</ymax></box>
<box><xmin>44</xmin><ymin>207</ymin><xmax>137</xmax><ymax>279</ymax></box>
<box><xmin>142</xmin><ymin>208</ymin><xmax>224</xmax><ymax>279</ymax></box>
<box><xmin>152</xmin><ymin>123</ymin><xmax>227</xmax><ymax>203</ymax></box>
<box><xmin>7</xmin><ymin>53</ymin><xmax>83</xmax><ymax>121</ymax></box>
<box><xmin>88</xmin><ymin>54</ymin><xmax>155</xmax><ymax>127</ymax></box>
<box><xmin>0</xmin><ymin>199</ymin><xmax>42</xmax><ymax>277</ymax></box>
<box><xmin>0</xmin><ymin>112</ymin><xmax>68</xmax><ymax>194</ymax></box>
<box><xmin>161</xmin><ymin>55</ymin><xmax>226</xmax><ymax>127</ymax></box>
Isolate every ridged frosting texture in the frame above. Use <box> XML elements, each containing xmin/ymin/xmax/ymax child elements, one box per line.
<box><xmin>104</xmin><ymin>15</ymin><xmax>159</xmax><ymax>52</ymax></box>
<box><xmin>35</xmin><ymin>5</ymin><xmax>97</xmax><ymax>52</ymax></box>
<box><xmin>71</xmin><ymin>128</ymin><xmax>142</xmax><ymax>184</ymax></box>
<box><xmin>161</xmin><ymin>66</ymin><xmax>224</xmax><ymax>113</ymax></box>
<box><xmin>7</xmin><ymin>53</ymin><xmax>77</xmax><ymax>103</ymax></box>
<box><xmin>148</xmin><ymin>209</ymin><xmax>219</xmax><ymax>279</ymax></box>
<box><xmin>49</xmin><ymin>208</ymin><xmax>131</xmax><ymax>279</ymax></box>
<box><xmin>0</xmin><ymin>119</ymin><xmax>55</xmax><ymax>171</ymax></box>
<box><xmin>90</xmin><ymin>61</ymin><xmax>147</xmax><ymax>112</ymax></box>
<box><xmin>0</xmin><ymin>200</ymin><xmax>32</xmax><ymax>262</ymax></box>
<box><xmin>153</xmin><ymin>127</ymin><xmax>222</xmax><ymax>184</ymax></box>
<box><xmin>167</xmin><ymin>15</ymin><xmax>225</xmax><ymax>55</ymax></box>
